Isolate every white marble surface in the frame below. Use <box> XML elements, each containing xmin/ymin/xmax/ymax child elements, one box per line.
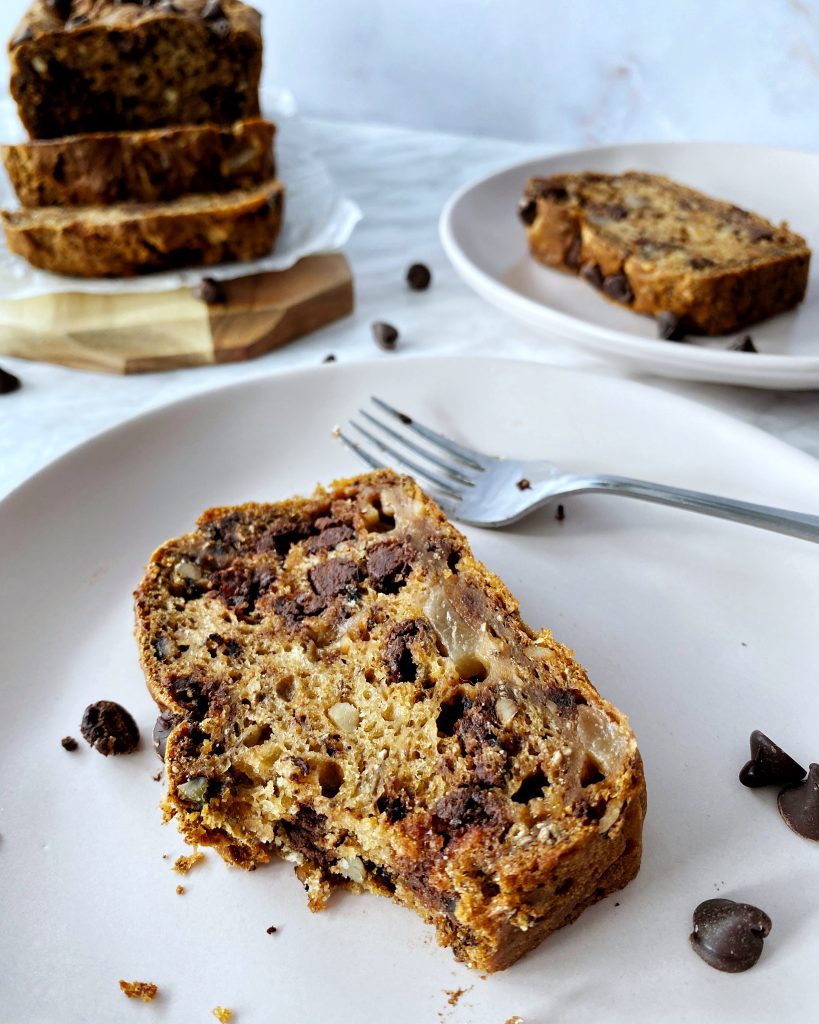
<box><xmin>1</xmin><ymin>117</ymin><xmax>819</xmax><ymax>501</ymax></box>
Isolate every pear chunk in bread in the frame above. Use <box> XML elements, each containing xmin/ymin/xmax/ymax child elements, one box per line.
<box><xmin>135</xmin><ymin>470</ymin><xmax>646</xmax><ymax>972</ymax></box>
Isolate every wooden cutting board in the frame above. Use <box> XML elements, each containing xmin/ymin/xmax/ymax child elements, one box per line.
<box><xmin>0</xmin><ymin>253</ymin><xmax>353</xmax><ymax>374</ymax></box>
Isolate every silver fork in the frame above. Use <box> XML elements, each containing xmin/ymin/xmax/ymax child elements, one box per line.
<box><xmin>336</xmin><ymin>396</ymin><xmax>819</xmax><ymax>541</ymax></box>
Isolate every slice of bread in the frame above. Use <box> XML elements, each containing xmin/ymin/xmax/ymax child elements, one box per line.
<box><xmin>9</xmin><ymin>0</ymin><xmax>262</xmax><ymax>140</ymax></box>
<box><xmin>134</xmin><ymin>470</ymin><xmax>646</xmax><ymax>972</ymax></box>
<box><xmin>1</xmin><ymin>180</ymin><xmax>283</xmax><ymax>277</ymax></box>
<box><xmin>1</xmin><ymin>118</ymin><xmax>276</xmax><ymax>208</ymax></box>
<box><xmin>519</xmin><ymin>171</ymin><xmax>811</xmax><ymax>335</ymax></box>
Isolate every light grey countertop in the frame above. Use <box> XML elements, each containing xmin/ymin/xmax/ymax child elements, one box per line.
<box><xmin>1</xmin><ymin>117</ymin><xmax>818</xmax><ymax>501</ymax></box>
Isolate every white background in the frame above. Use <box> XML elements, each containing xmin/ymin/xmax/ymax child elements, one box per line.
<box><xmin>3</xmin><ymin>0</ymin><xmax>819</xmax><ymax>145</ymax></box>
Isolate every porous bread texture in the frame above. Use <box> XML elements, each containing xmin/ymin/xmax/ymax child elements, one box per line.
<box><xmin>9</xmin><ymin>0</ymin><xmax>262</xmax><ymax>139</ymax></box>
<box><xmin>134</xmin><ymin>470</ymin><xmax>646</xmax><ymax>972</ymax></box>
<box><xmin>0</xmin><ymin>179</ymin><xmax>283</xmax><ymax>277</ymax></box>
<box><xmin>520</xmin><ymin>171</ymin><xmax>811</xmax><ymax>335</ymax></box>
<box><xmin>2</xmin><ymin>118</ymin><xmax>276</xmax><ymax>207</ymax></box>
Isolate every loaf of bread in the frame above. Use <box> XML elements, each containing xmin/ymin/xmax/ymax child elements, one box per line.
<box><xmin>2</xmin><ymin>118</ymin><xmax>275</xmax><ymax>207</ymax></box>
<box><xmin>519</xmin><ymin>171</ymin><xmax>811</xmax><ymax>336</ymax></box>
<box><xmin>9</xmin><ymin>0</ymin><xmax>262</xmax><ymax>140</ymax></box>
<box><xmin>134</xmin><ymin>470</ymin><xmax>646</xmax><ymax>972</ymax></box>
<box><xmin>1</xmin><ymin>180</ymin><xmax>283</xmax><ymax>277</ymax></box>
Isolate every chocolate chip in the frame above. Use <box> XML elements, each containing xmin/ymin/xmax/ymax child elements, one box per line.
<box><xmin>407</xmin><ymin>263</ymin><xmax>432</xmax><ymax>291</ymax></box>
<box><xmin>555</xmin><ymin>503</ymin><xmax>565</xmax><ymax>521</ymax></box>
<box><xmin>516</xmin><ymin>478</ymin><xmax>531</xmax><ymax>491</ymax></box>
<box><xmin>777</xmin><ymin>763</ymin><xmax>819</xmax><ymax>841</ymax></box>
<box><xmin>11</xmin><ymin>25</ymin><xmax>34</xmax><ymax>46</ymax></box>
<box><xmin>729</xmin><ymin>335</ymin><xmax>757</xmax><ymax>353</ymax></box>
<box><xmin>308</xmin><ymin>557</ymin><xmax>359</xmax><ymax>600</ymax></box>
<box><xmin>372</xmin><ymin>321</ymin><xmax>399</xmax><ymax>350</ymax></box>
<box><xmin>46</xmin><ymin>0</ymin><xmax>72</xmax><ymax>19</ymax></box>
<box><xmin>153</xmin><ymin>710</ymin><xmax>180</xmax><ymax>760</ymax></box>
<box><xmin>602</xmin><ymin>273</ymin><xmax>634</xmax><ymax>305</ymax></box>
<box><xmin>749</xmin><ymin>224</ymin><xmax>774</xmax><ymax>243</ymax></box>
<box><xmin>580</xmin><ymin>262</ymin><xmax>604</xmax><ymax>290</ymax></box>
<box><xmin>739</xmin><ymin>730</ymin><xmax>805</xmax><ymax>788</ymax></box>
<box><xmin>0</xmin><ymin>367</ymin><xmax>22</xmax><ymax>395</ymax></box>
<box><xmin>366</xmin><ymin>538</ymin><xmax>415</xmax><ymax>593</ymax></box>
<box><xmin>80</xmin><ymin>701</ymin><xmax>140</xmax><ymax>756</ymax></box>
<box><xmin>306</xmin><ymin>522</ymin><xmax>355</xmax><ymax>553</ymax></box>
<box><xmin>517</xmin><ymin>198</ymin><xmax>537</xmax><ymax>226</ymax></box>
<box><xmin>323</xmin><ymin>354</ymin><xmax>336</xmax><ymax>363</ymax></box>
<box><xmin>61</xmin><ymin>736</ymin><xmax>78</xmax><ymax>751</ymax></box>
<box><xmin>565</xmin><ymin>234</ymin><xmax>582</xmax><ymax>269</ymax></box>
<box><xmin>384</xmin><ymin>619</ymin><xmax>427</xmax><ymax>683</ymax></box>
<box><xmin>266</xmin><ymin>925</ymin><xmax>278</xmax><ymax>934</ymax></box>
<box><xmin>689</xmin><ymin>898</ymin><xmax>772</xmax><ymax>972</ymax></box>
<box><xmin>195</xmin><ymin>276</ymin><xmax>226</xmax><ymax>304</ymax></box>
<box><xmin>656</xmin><ymin>311</ymin><xmax>686</xmax><ymax>341</ymax></box>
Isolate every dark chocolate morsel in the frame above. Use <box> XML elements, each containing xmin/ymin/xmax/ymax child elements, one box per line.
<box><xmin>153</xmin><ymin>710</ymin><xmax>180</xmax><ymax>761</ymax></box>
<box><xmin>777</xmin><ymin>763</ymin><xmax>819</xmax><ymax>841</ymax></box>
<box><xmin>739</xmin><ymin>729</ymin><xmax>805</xmax><ymax>788</ymax></box>
<box><xmin>372</xmin><ymin>321</ymin><xmax>399</xmax><ymax>350</ymax></box>
<box><xmin>516</xmin><ymin>478</ymin><xmax>531</xmax><ymax>491</ymax></box>
<box><xmin>656</xmin><ymin>311</ymin><xmax>686</xmax><ymax>341</ymax></box>
<box><xmin>580</xmin><ymin>262</ymin><xmax>604</xmax><ymax>290</ymax></box>
<box><xmin>80</xmin><ymin>700</ymin><xmax>140</xmax><ymax>756</ymax></box>
<box><xmin>322</xmin><ymin>353</ymin><xmax>337</xmax><ymax>363</ymax></box>
<box><xmin>0</xmin><ymin>367</ymin><xmax>22</xmax><ymax>394</ymax></box>
<box><xmin>406</xmin><ymin>263</ymin><xmax>432</xmax><ymax>291</ymax></box>
<box><xmin>195</xmin><ymin>276</ymin><xmax>226</xmax><ymax>304</ymax></box>
<box><xmin>61</xmin><ymin>736</ymin><xmax>78</xmax><ymax>751</ymax></box>
<box><xmin>689</xmin><ymin>898</ymin><xmax>772</xmax><ymax>973</ymax></box>
<box><xmin>729</xmin><ymin>334</ymin><xmax>757</xmax><ymax>353</ymax></box>
<box><xmin>602</xmin><ymin>272</ymin><xmax>634</xmax><ymax>305</ymax></box>
<box><xmin>517</xmin><ymin>198</ymin><xmax>537</xmax><ymax>226</ymax></box>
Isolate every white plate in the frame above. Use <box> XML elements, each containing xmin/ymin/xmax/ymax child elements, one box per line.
<box><xmin>440</xmin><ymin>142</ymin><xmax>819</xmax><ymax>390</ymax></box>
<box><xmin>0</xmin><ymin>90</ymin><xmax>362</xmax><ymax>300</ymax></box>
<box><xmin>2</xmin><ymin>358</ymin><xmax>818</xmax><ymax>1024</ymax></box>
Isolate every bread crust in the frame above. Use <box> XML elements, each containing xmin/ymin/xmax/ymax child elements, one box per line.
<box><xmin>521</xmin><ymin>171</ymin><xmax>811</xmax><ymax>335</ymax></box>
<box><xmin>9</xmin><ymin>0</ymin><xmax>262</xmax><ymax>139</ymax></box>
<box><xmin>134</xmin><ymin>470</ymin><xmax>646</xmax><ymax>972</ymax></box>
<box><xmin>1</xmin><ymin>179</ymin><xmax>283</xmax><ymax>276</ymax></box>
<box><xmin>1</xmin><ymin>118</ymin><xmax>276</xmax><ymax>207</ymax></box>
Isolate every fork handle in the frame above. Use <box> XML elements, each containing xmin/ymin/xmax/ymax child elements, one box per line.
<box><xmin>564</xmin><ymin>474</ymin><xmax>819</xmax><ymax>543</ymax></box>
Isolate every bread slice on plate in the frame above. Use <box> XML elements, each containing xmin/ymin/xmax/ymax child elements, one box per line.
<box><xmin>134</xmin><ymin>469</ymin><xmax>646</xmax><ymax>972</ymax></box>
<box><xmin>1</xmin><ymin>118</ymin><xmax>276</xmax><ymax>208</ymax></box>
<box><xmin>519</xmin><ymin>171</ymin><xmax>811</xmax><ymax>335</ymax></box>
<box><xmin>1</xmin><ymin>180</ymin><xmax>284</xmax><ymax>277</ymax></box>
<box><xmin>9</xmin><ymin>0</ymin><xmax>263</xmax><ymax>139</ymax></box>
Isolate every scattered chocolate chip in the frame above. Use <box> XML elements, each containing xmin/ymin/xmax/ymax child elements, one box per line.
<box><xmin>266</xmin><ymin>925</ymin><xmax>278</xmax><ymax>934</ymax></box>
<box><xmin>656</xmin><ymin>311</ymin><xmax>686</xmax><ymax>341</ymax></box>
<box><xmin>372</xmin><ymin>321</ymin><xmax>399</xmax><ymax>350</ymax></box>
<box><xmin>366</xmin><ymin>538</ymin><xmax>415</xmax><ymax>593</ymax></box>
<box><xmin>61</xmin><ymin>736</ymin><xmax>78</xmax><ymax>751</ymax></box>
<box><xmin>580</xmin><ymin>262</ymin><xmax>604</xmax><ymax>290</ymax></box>
<box><xmin>517</xmin><ymin>198</ymin><xmax>537</xmax><ymax>226</ymax></box>
<box><xmin>0</xmin><ymin>367</ymin><xmax>22</xmax><ymax>395</ymax></box>
<box><xmin>565</xmin><ymin>235</ymin><xmax>582</xmax><ymax>270</ymax></box>
<box><xmin>306</xmin><ymin>521</ymin><xmax>355</xmax><ymax>553</ymax></box>
<box><xmin>80</xmin><ymin>701</ymin><xmax>140</xmax><ymax>756</ymax></box>
<box><xmin>777</xmin><ymin>763</ymin><xmax>819</xmax><ymax>841</ymax></box>
<box><xmin>195</xmin><ymin>276</ymin><xmax>226</xmax><ymax>304</ymax></box>
<box><xmin>729</xmin><ymin>334</ymin><xmax>757</xmax><ymax>353</ymax></box>
<box><xmin>749</xmin><ymin>224</ymin><xmax>774</xmax><ymax>243</ymax></box>
<box><xmin>308</xmin><ymin>557</ymin><xmax>359</xmax><ymax>600</ymax></box>
<box><xmin>11</xmin><ymin>25</ymin><xmax>34</xmax><ymax>46</ymax></box>
<box><xmin>602</xmin><ymin>273</ymin><xmax>634</xmax><ymax>305</ymax></box>
<box><xmin>46</xmin><ymin>0</ymin><xmax>72</xmax><ymax>19</ymax></box>
<box><xmin>407</xmin><ymin>263</ymin><xmax>432</xmax><ymax>291</ymax></box>
<box><xmin>201</xmin><ymin>0</ymin><xmax>224</xmax><ymax>18</ymax></box>
<box><xmin>555</xmin><ymin>504</ymin><xmax>565</xmax><ymax>521</ymax></box>
<box><xmin>739</xmin><ymin>730</ymin><xmax>806</xmax><ymax>788</ymax></box>
<box><xmin>322</xmin><ymin>354</ymin><xmax>336</xmax><ymax>363</ymax></box>
<box><xmin>516</xmin><ymin>478</ymin><xmax>531</xmax><ymax>491</ymax></box>
<box><xmin>153</xmin><ymin>710</ymin><xmax>180</xmax><ymax>760</ymax></box>
<box><xmin>689</xmin><ymin>898</ymin><xmax>772</xmax><ymax>973</ymax></box>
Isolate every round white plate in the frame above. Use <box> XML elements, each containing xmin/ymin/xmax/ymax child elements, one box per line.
<box><xmin>440</xmin><ymin>142</ymin><xmax>819</xmax><ymax>390</ymax></box>
<box><xmin>2</xmin><ymin>358</ymin><xmax>818</xmax><ymax>1024</ymax></box>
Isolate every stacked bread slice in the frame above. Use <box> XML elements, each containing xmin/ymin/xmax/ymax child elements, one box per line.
<box><xmin>2</xmin><ymin>0</ymin><xmax>282</xmax><ymax>278</ymax></box>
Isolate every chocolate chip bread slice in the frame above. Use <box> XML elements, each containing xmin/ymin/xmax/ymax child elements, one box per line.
<box><xmin>1</xmin><ymin>179</ymin><xmax>283</xmax><ymax>277</ymax></box>
<box><xmin>1</xmin><ymin>118</ymin><xmax>275</xmax><ymax>208</ymax></box>
<box><xmin>9</xmin><ymin>0</ymin><xmax>262</xmax><ymax>140</ymax></box>
<box><xmin>519</xmin><ymin>171</ymin><xmax>811</xmax><ymax>335</ymax></box>
<box><xmin>135</xmin><ymin>470</ymin><xmax>646</xmax><ymax>972</ymax></box>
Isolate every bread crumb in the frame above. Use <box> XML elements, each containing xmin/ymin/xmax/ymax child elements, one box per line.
<box><xmin>212</xmin><ymin>1008</ymin><xmax>233</xmax><ymax>1022</ymax></box>
<box><xmin>173</xmin><ymin>849</ymin><xmax>204</xmax><ymax>874</ymax></box>
<box><xmin>176</xmin><ymin>885</ymin><xmax>185</xmax><ymax>895</ymax></box>
<box><xmin>445</xmin><ymin>986</ymin><xmax>470</xmax><ymax>1007</ymax></box>
<box><xmin>119</xmin><ymin>980</ymin><xmax>158</xmax><ymax>1003</ymax></box>
<box><xmin>504</xmin><ymin>1017</ymin><xmax>525</xmax><ymax>1024</ymax></box>
<box><xmin>152</xmin><ymin>771</ymin><xmax>162</xmax><ymax>781</ymax></box>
